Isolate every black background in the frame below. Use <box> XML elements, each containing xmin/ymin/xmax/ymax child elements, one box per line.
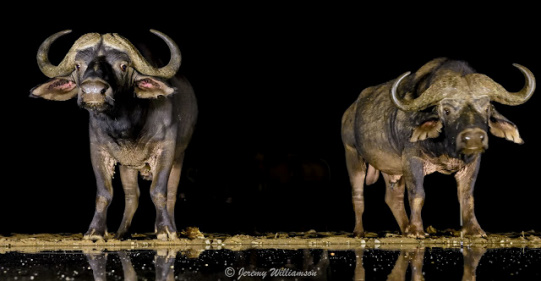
<box><xmin>2</xmin><ymin>4</ymin><xmax>540</xmax><ymax>236</ymax></box>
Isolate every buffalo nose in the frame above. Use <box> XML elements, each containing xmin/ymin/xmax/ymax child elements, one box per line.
<box><xmin>81</xmin><ymin>80</ymin><xmax>110</xmax><ymax>106</ymax></box>
<box><xmin>81</xmin><ymin>80</ymin><xmax>109</xmax><ymax>95</ymax></box>
<box><xmin>457</xmin><ymin>128</ymin><xmax>488</xmax><ymax>154</ymax></box>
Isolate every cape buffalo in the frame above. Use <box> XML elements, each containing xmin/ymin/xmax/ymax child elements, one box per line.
<box><xmin>31</xmin><ymin>30</ymin><xmax>198</xmax><ymax>240</ymax></box>
<box><xmin>341</xmin><ymin>58</ymin><xmax>535</xmax><ymax>237</ymax></box>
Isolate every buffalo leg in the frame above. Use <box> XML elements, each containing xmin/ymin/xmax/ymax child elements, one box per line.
<box><xmin>84</xmin><ymin>148</ymin><xmax>115</xmax><ymax>240</ymax></box>
<box><xmin>455</xmin><ymin>156</ymin><xmax>486</xmax><ymax>237</ymax></box>
<box><xmin>383</xmin><ymin>173</ymin><xmax>409</xmax><ymax>234</ymax></box>
<box><xmin>150</xmin><ymin>149</ymin><xmax>178</xmax><ymax>241</ymax></box>
<box><xmin>166</xmin><ymin>154</ymin><xmax>184</xmax><ymax>232</ymax></box>
<box><xmin>115</xmin><ymin>165</ymin><xmax>140</xmax><ymax>239</ymax></box>
<box><xmin>345</xmin><ymin>145</ymin><xmax>367</xmax><ymax>237</ymax></box>
<box><xmin>403</xmin><ymin>157</ymin><xmax>426</xmax><ymax>238</ymax></box>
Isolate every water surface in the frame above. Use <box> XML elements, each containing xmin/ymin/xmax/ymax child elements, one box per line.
<box><xmin>1</xmin><ymin>247</ymin><xmax>539</xmax><ymax>280</ymax></box>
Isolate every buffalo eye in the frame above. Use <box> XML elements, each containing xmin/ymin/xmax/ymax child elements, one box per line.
<box><xmin>444</xmin><ymin>108</ymin><xmax>451</xmax><ymax>115</ymax></box>
<box><xmin>120</xmin><ymin>63</ymin><xmax>128</xmax><ymax>72</ymax></box>
<box><xmin>75</xmin><ymin>64</ymin><xmax>81</xmax><ymax>71</ymax></box>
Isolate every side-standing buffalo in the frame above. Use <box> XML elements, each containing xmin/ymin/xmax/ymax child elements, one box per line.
<box><xmin>31</xmin><ymin>30</ymin><xmax>198</xmax><ymax>241</ymax></box>
<box><xmin>341</xmin><ymin>58</ymin><xmax>535</xmax><ymax>237</ymax></box>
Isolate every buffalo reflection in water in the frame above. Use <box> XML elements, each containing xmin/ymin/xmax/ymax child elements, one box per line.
<box><xmin>354</xmin><ymin>247</ymin><xmax>486</xmax><ymax>281</ymax></box>
<box><xmin>85</xmin><ymin>250</ymin><xmax>177</xmax><ymax>281</ymax></box>
<box><xmin>81</xmin><ymin>247</ymin><xmax>486</xmax><ymax>281</ymax></box>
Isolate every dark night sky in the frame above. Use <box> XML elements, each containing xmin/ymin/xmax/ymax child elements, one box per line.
<box><xmin>2</xmin><ymin>5</ymin><xmax>540</xmax><ymax>236</ymax></box>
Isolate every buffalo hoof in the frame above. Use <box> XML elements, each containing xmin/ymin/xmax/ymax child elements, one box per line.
<box><xmin>156</xmin><ymin>227</ymin><xmax>179</xmax><ymax>241</ymax></box>
<box><xmin>405</xmin><ymin>225</ymin><xmax>427</xmax><ymax>239</ymax></box>
<box><xmin>406</xmin><ymin>232</ymin><xmax>427</xmax><ymax>239</ymax></box>
<box><xmin>353</xmin><ymin>226</ymin><xmax>365</xmax><ymax>237</ymax></box>
<box><xmin>113</xmin><ymin>232</ymin><xmax>128</xmax><ymax>240</ymax></box>
<box><xmin>83</xmin><ymin>229</ymin><xmax>107</xmax><ymax>241</ymax></box>
<box><xmin>461</xmin><ymin>225</ymin><xmax>487</xmax><ymax>238</ymax></box>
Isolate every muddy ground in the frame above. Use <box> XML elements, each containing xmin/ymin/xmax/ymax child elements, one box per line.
<box><xmin>1</xmin><ymin>228</ymin><xmax>540</xmax><ymax>253</ymax></box>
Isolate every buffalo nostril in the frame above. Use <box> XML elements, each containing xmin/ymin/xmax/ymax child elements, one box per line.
<box><xmin>461</xmin><ymin>131</ymin><xmax>486</xmax><ymax>143</ymax></box>
<box><xmin>81</xmin><ymin>81</ymin><xmax>108</xmax><ymax>95</ymax></box>
<box><xmin>457</xmin><ymin>128</ymin><xmax>488</xmax><ymax>154</ymax></box>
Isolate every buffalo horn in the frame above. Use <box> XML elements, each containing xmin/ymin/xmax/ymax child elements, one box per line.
<box><xmin>487</xmin><ymin>63</ymin><xmax>536</xmax><ymax>106</ymax></box>
<box><xmin>37</xmin><ymin>30</ymin><xmax>101</xmax><ymax>78</ymax></box>
<box><xmin>391</xmin><ymin>71</ymin><xmax>465</xmax><ymax>111</ymax></box>
<box><xmin>391</xmin><ymin>64</ymin><xmax>536</xmax><ymax>111</ymax></box>
<box><xmin>102</xmin><ymin>29</ymin><xmax>181</xmax><ymax>79</ymax></box>
<box><xmin>390</xmin><ymin>71</ymin><xmax>415</xmax><ymax>111</ymax></box>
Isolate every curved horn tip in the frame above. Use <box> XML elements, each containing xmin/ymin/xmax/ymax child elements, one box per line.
<box><xmin>398</xmin><ymin>71</ymin><xmax>412</xmax><ymax>81</ymax></box>
<box><xmin>390</xmin><ymin>71</ymin><xmax>412</xmax><ymax>111</ymax></box>
<box><xmin>513</xmin><ymin>62</ymin><xmax>536</xmax><ymax>90</ymax></box>
<box><xmin>391</xmin><ymin>71</ymin><xmax>412</xmax><ymax>92</ymax></box>
<box><xmin>148</xmin><ymin>29</ymin><xmax>181</xmax><ymax>79</ymax></box>
<box><xmin>512</xmin><ymin>63</ymin><xmax>535</xmax><ymax>79</ymax></box>
<box><xmin>43</xmin><ymin>30</ymin><xmax>72</xmax><ymax>38</ymax></box>
<box><xmin>149</xmin><ymin>29</ymin><xmax>178</xmax><ymax>43</ymax></box>
<box><xmin>512</xmin><ymin>62</ymin><xmax>525</xmax><ymax>69</ymax></box>
<box><xmin>37</xmin><ymin>29</ymin><xmax>75</xmax><ymax>78</ymax></box>
<box><xmin>512</xmin><ymin>63</ymin><xmax>533</xmax><ymax>77</ymax></box>
<box><xmin>149</xmin><ymin>29</ymin><xmax>166</xmax><ymax>36</ymax></box>
<box><xmin>491</xmin><ymin>62</ymin><xmax>536</xmax><ymax>106</ymax></box>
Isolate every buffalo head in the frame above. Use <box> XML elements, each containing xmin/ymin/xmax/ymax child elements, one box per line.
<box><xmin>391</xmin><ymin>58</ymin><xmax>535</xmax><ymax>157</ymax></box>
<box><xmin>31</xmin><ymin>29</ymin><xmax>181</xmax><ymax>111</ymax></box>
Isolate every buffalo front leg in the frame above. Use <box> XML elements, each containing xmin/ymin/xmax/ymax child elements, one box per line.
<box><xmin>382</xmin><ymin>173</ymin><xmax>409</xmax><ymax>234</ymax></box>
<box><xmin>85</xmin><ymin>148</ymin><xmax>116</xmax><ymax>241</ymax></box>
<box><xmin>115</xmin><ymin>165</ymin><xmax>140</xmax><ymax>239</ymax></box>
<box><xmin>455</xmin><ymin>156</ymin><xmax>486</xmax><ymax>237</ymax></box>
<box><xmin>150</xmin><ymin>149</ymin><xmax>179</xmax><ymax>241</ymax></box>
<box><xmin>403</xmin><ymin>157</ymin><xmax>427</xmax><ymax>238</ymax></box>
<box><xmin>165</xmin><ymin>154</ymin><xmax>184</xmax><ymax>232</ymax></box>
<box><xmin>345</xmin><ymin>145</ymin><xmax>367</xmax><ymax>237</ymax></box>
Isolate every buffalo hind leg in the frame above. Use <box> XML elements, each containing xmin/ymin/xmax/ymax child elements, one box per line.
<box><xmin>345</xmin><ymin>145</ymin><xmax>367</xmax><ymax>237</ymax></box>
<box><xmin>115</xmin><ymin>165</ymin><xmax>140</xmax><ymax>239</ymax></box>
<box><xmin>382</xmin><ymin>173</ymin><xmax>409</xmax><ymax>234</ymax></box>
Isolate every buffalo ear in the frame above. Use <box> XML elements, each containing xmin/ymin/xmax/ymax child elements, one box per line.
<box><xmin>30</xmin><ymin>77</ymin><xmax>78</xmax><ymax>101</ymax></box>
<box><xmin>410</xmin><ymin>119</ymin><xmax>442</xmax><ymax>142</ymax></box>
<box><xmin>489</xmin><ymin>108</ymin><xmax>523</xmax><ymax>144</ymax></box>
<box><xmin>134</xmin><ymin>76</ymin><xmax>175</xmax><ymax>99</ymax></box>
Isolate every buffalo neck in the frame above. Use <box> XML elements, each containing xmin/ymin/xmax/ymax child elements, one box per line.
<box><xmin>88</xmin><ymin>93</ymin><xmax>150</xmax><ymax>141</ymax></box>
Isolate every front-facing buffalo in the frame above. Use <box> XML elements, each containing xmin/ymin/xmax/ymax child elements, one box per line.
<box><xmin>31</xmin><ymin>30</ymin><xmax>198</xmax><ymax>241</ymax></box>
<box><xmin>342</xmin><ymin>58</ymin><xmax>535</xmax><ymax>237</ymax></box>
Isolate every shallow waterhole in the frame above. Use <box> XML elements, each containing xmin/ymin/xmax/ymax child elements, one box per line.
<box><xmin>1</xmin><ymin>231</ymin><xmax>540</xmax><ymax>280</ymax></box>
<box><xmin>1</xmin><ymin>248</ymin><xmax>540</xmax><ymax>280</ymax></box>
